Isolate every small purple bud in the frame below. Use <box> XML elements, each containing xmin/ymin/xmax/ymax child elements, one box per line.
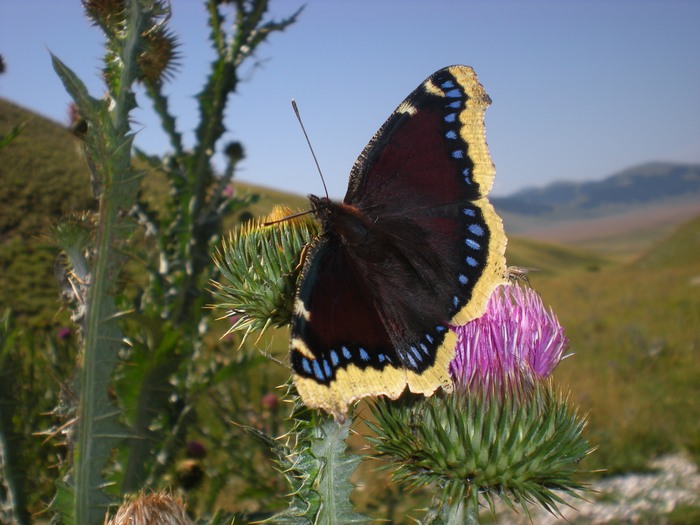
<box><xmin>185</xmin><ymin>440</ymin><xmax>206</xmax><ymax>459</ymax></box>
<box><xmin>57</xmin><ymin>327</ymin><xmax>72</xmax><ymax>340</ymax></box>
<box><xmin>261</xmin><ymin>392</ymin><xmax>280</xmax><ymax>410</ymax></box>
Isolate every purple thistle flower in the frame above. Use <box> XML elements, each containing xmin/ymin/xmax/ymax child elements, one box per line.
<box><xmin>450</xmin><ymin>284</ymin><xmax>568</xmax><ymax>391</ymax></box>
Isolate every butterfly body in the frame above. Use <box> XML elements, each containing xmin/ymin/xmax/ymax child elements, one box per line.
<box><xmin>291</xmin><ymin>66</ymin><xmax>507</xmax><ymax>418</ymax></box>
<box><xmin>309</xmin><ymin>196</ymin><xmax>376</xmax><ymax>254</ymax></box>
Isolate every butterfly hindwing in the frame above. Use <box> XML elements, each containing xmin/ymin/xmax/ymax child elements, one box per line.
<box><xmin>290</xmin><ymin>233</ymin><xmax>456</xmax><ymax>417</ymax></box>
<box><xmin>291</xmin><ymin>66</ymin><xmax>507</xmax><ymax>417</ymax></box>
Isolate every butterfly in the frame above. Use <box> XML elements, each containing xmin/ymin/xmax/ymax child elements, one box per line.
<box><xmin>290</xmin><ymin>66</ymin><xmax>507</xmax><ymax>418</ymax></box>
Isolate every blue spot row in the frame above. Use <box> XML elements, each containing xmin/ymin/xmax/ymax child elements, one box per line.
<box><xmin>294</xmin><ymin>314</ymin><xmax>453</xmax><ymax>383</ymax></box>
<box><xmin>298</xmin><ymin>342</ymin><xmax>402</xmax><ymax>383</ymax></box>
<box><xmin>442</xmin><ymin>79</ymin><xmax>466</xmax><ymax>162</ymax></box>
<box><xmin>397</xmin><ymin>327</ymin><xmax>447</xmax><ymax>370</ymax></box>
<box><xmin>405</xmin><ymin>351</ymin><xmax>417</xmax><ymax>368</ymax></box>
<box><xmin>455</xmin><ymin>208</ymin><xmax>487</xmax><ymax>289</ymax></box>
<box><xmin>463</xmin><ymin>168</ymin><xmax>472</xmax><ymax>184</ymax></box>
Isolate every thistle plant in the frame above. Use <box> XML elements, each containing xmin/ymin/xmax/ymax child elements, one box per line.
<box><xmin>214</xmin><ymin>222</ymin><xmax>592</xmax><ymax>523</ymax></box>
<box><xmin>42</xmin><ymin>0</ymin><xmax>301</xmax><ymax>523</ymax></box>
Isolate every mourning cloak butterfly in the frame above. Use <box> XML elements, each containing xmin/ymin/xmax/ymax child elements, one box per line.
<box><xmin>290</xmin><ymin>65</ymin><xmax>507</xmax><ymax>418</ymax></box>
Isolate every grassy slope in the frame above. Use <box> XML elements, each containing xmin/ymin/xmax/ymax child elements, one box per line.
<box><xmin>0</xmin><ymin>99</ymin><xmax>93</xmax><ymax>327</ymax></box>
<box><xmin>528</xmin><ymin>215</ymin><xmax>700</xmax><ymax>473</ymax></box>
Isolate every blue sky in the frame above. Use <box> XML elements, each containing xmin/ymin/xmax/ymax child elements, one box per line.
<box><xmin>1</xmin><ymin>1</ymin><xmax>699</xmax><ymax>199</ymax></box>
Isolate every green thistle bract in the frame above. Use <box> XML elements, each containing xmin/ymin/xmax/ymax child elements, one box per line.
<box><xmin>211</xmin><ymin>205</ymin><xmax>319</xmax><ymax>340</ymax></box>
<box><xmin>368</xmin><ymin>384</ymin><xmax>590</xmax><ymax>519</ymax></box>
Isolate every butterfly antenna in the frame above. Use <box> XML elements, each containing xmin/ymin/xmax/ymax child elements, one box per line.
<box><xmin>263</xmin><ymin>207</ymin><xmax>315</xmax><ymax>226</ymax></box>
<box><xmin>292</xmin><ymin>99</ymin><xmax>329</xmax><ymax>199</ymax></box>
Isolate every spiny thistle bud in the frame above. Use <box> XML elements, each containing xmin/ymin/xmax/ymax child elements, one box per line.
<box><xmin>84</xmin><ymin>0</ymin><xmax>178</xmax><ymax>85</ymax></box>
<box><xmin>211</xmin><ymin>205</ymin><xmax>319</xmax><ymax>340</ymax></box>
<box><xmin>137</xmin><ymin>26</ymin><xmax>180</xmax><ymax>85</ymax></box>
<box><xmin>224</xmin><ymin>141</ymin><xmax>245</xmax><ymax>163</ymax></box>
<box><xmin>83</xmin><ymin>0</ymin><xmax>127</xmax><ymax>28</ymax></box>
<box><xmin>68</xmin><ymin>102</ymin><xmax>89</xmax><ymax>138</ymax></box>
<box><xmin>175</xmin><ymin>459</ymin><xmax>205</xmax><ymax>491</ymax></box>
<box><xmin>367</xmin><ymin>283</ymin><xmax>591</xmax><ymax>521</ymax></box>
<box><xmin>106</xmin><ymin>491</ymin><xmax>194</xmax><ymax>525</ymax></box>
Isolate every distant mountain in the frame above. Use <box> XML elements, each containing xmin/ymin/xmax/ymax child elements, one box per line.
<box><xmin>492</xmin><ymin>162</ymin><xmax>700</xmax><ymax>218</ymax></box>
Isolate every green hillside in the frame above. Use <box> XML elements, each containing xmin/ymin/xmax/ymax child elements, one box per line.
<box><xmin>0</xmin><ymin>98</ymin><xmax>305</xmax><ymax>327</ymax></box>
<box><xmin>634</xmin><ymin>213</ymin><xmax>700</xmax><ymax>270</ymax></box>
<box><xmin>526</xmin><ymin>215</ymin><xmax>700</xmax><ymax>473</ymax></box>
<box><xmin>0</xmin><ymin>99</ymin><xmax>93</xmax><ymax>327</ymax></box>
<box><xmin>505</xmin><ymin>235</ymin><xmax>611</xmax><ymax>276</ymax></box>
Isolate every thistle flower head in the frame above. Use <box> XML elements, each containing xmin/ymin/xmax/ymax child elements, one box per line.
<box><xmin>450</xmin><ymin>283</ymin><xmax>568</xmax><ymax>394</ymax></box>
<box><xmin>57</xmin><ymin>327</ymin><xmax>72</xmax><ymax>341</ymax></box>
<box><xmin>211</xmin><ymin>205</ymin><xmax>319</xmax><ymax>340</ymax></box>
<box><xmin>367</xmin><ymin>283</ymin><xmax>590</xmax><ymax>520</ymax></box>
